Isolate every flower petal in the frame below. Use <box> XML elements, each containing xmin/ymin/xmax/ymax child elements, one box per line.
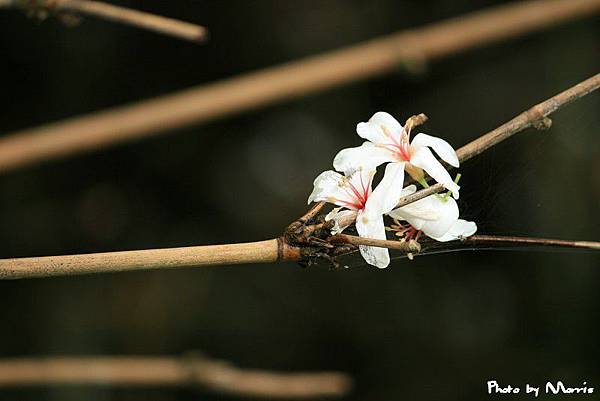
<box><xmin>325</xmin><ymin>208</ymin><xmax>358</xmax><ymax>234</ymax></box>
<box><xmin>400</xmin><ymin>184</ymin><xmax>417</xmax><ymax>196</ymax></box>
<box><xmin>365</xmin><ymin>162</ymin><xmax>406</xmax><ymax>215</ymax></box>
<box><xmin>389</xmin><ymin>195</ymin><xmax>458</xmax><ymax>236</ymax></box>
<box><xmin>410</xmin><ymin>147</ymin><xmax>460</xmax><ymax>198</ymax></box>
<box><xmin>355</xmin><ymin>209</ymin><xmax>390</xmax><ymax>268</ymax></box>
<box><xmin>411</xmin><ymin>133</ymin><xmax>459</xmax><ymax>167</ymax></box>
<box><xmin>432</xmin><ymin>219</ymin><xmax>477</xmax><ymax>242</ymax></box>
<box><xmin>388</xmin><ymin>195</ymin><xmax>441</xmax><ymax>223</ymax></box>
<box><xmin>357</xmin><ymin>112</ymin><xmax>404</xmax><ymax>145</ymax></box>
<box><xmin>333</xmin><ymin>142</ymin><xmax>396</xmax><ymax>173</ymax></box>
<box><xmin>418</xmin><ymin>197</ymin><xmax>459</xmax><ymax>238</ymax></box>
<box><xmin>307</xmin><ymin>170</ymin><xmax>354</xmax><ymax>206</ymax></box>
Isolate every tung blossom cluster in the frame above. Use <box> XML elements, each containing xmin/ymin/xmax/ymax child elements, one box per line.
<box><xmin>308</xmin><ymin>112</ymin><xmax>477</xmax><ymax>268</ymax></box>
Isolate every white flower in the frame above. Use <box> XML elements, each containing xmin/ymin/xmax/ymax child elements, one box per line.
<box><xmin>388</xmin><ymin>185</ymin><xmax>477</xmax><ymax>242</ymax></box>
<box><xmin>308</xmin><ymin>164</ymin><xmax>405</xmax><ymax>268</ymax></box>
<box><xmin>334</xmin><ymin>111</ymin><xmax>460</xmax><ymax>198</ymax></box>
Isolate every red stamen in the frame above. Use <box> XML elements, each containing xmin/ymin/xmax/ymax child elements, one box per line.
<box><xmin>359</xmin><ymin>171</ymin><xmax>366</xmax><ymax>196</ymax></box>
<box><xmin>378</xmin><ymin>131</ymin><xmax>412</xmax><ymax>162</ymax></box>
<box><xmin>346</xmin><ymin>179</ymin><xmax>367</xmax><ymax>209</ymax></box>
<box><xmin>336</xmin><ymin>199</ymin><xmax>362</xmax><ymax>210</ymax></box>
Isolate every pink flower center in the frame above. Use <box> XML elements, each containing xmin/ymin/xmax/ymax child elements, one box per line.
<box><xmin>379</xmin><ymin>126</ymin><xmax>412</xmax><ymax>161</ymax></box>
<box><xmin>337</xmin><ymin>173</ymin><xmax>372</xmax><ymax>210</ymax></box>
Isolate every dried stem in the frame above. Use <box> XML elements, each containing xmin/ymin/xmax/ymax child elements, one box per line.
<box><xmin>0</xmin><ymin>355</ymin><xmax>352</xmax><ymax>398</ymax></box>
<box><xmin>298</xmin><ymin>201</ymin><xmax>326</xmax><ymax>224</ymax></box>
<box><xmin>463</xmin><ymin>235</ymin><xmax>600</xmax><ymax>250</ymax></box>
<box><xmin>1</xmin><ymin>0</ymin><xmax>599</xmax><ymax>172</ymax></box>
<box><xmin>5</xmin><ymin>0</ymin><xmax>207</xmax><ymax>42</ymax></box>
<box><xmin>395</xmin><ymin>72</ymin><xmax>600</xmax><ymax>209</ymax></box>
<box><xmin>329</xmin><ymin>234</ymin><xmax>421</xmax><ymax>253</ymax></box>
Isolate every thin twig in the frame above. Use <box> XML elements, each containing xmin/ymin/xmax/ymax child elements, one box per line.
<box><xmin>463</xmin><ymin>235</ymin><xmax>600</xmax><ymax>250</ymax></box>
<box><xmin>395</xmin><ymin>72</ymin><xmax>600</xmax><ymax>209</ymax></box>
<box><xmin>1</xmin><ymin>0</ymin><xmax>599</xmax><ymax>172</ymax></box>
<box><xmin>5</xmin><ymin>0</ymin><xmax>207</xmax><ymax>42</ymax></box>
<box><xmin>0</xmin><ymin>355</ymin><xmax>352</xmax><ymax>398</ymax></box>
<box><xmin>329</xmin><ymin>234</ymin><xmax>421</xmax><ymax>253</ymax></box>
<box><xmin>298</xmin><ymin>201</ymin><xmax>326</xmax><ymax>224</ymax></box>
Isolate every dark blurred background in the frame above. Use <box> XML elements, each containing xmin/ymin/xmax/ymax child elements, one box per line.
<box><xmin>0</xmin><ymin>1</ymin><xmax>599</xmax><ymax>400</ymax></box>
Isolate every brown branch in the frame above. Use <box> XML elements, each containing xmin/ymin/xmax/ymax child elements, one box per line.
<box><xmin>1</xmin><ymin>0</ymin><xmax>599</xmax><ymax>172</ymax></box>
<box><xmin>463</xmin><ymin>235</ymin><xmax>600</xmax><ymax>250</ymax></box>
<box><xmin>393</xmin><ymin>72</ymin><xmax>600</xmax><ymax>209</ymax></box>
<box><xmin>329</xmin><ymin>234</ymin><xmax>421</xmax><ymax>253</ymax></box>
<box><xmin>297</xmin><ymin>201</ymin><xmax>326</xmax><ymax>224</ymax></box>
<box><xmin>0</xmin><ymin>355</ymin><xmax>352</xmax><ymax>398</ymax></box>
<box><xmin>0</xmin><ymin>231</ymin><xmax>598</xmax><ymax>280</ymax></box>
<box><xmin>455</xmin><ymin>74</ymin><xmax>600</xmax><ymax>164</ymax></box>
<box><xmin>5</xmin><ymin>0</ymin><xmax>207</xmax><ymax>42</ymax></box>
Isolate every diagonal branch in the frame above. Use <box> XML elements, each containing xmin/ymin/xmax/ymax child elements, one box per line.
<box><xmin>2</xmin><ymin>0</ymin><xmax>207</xmax><ymax>42</ymax></box>
<box><xmin>0</xmin><ymin>354</ymin><xmax>352</xmax><ymax>398</ymax></box>
<box><xmin>394</xmin><ymin>72</ymin><xmax>600</xmax><ymax>209</ymax></box>
<box><xmin>0</xmin><ymin>0</ymin><xmax>599</xmax><ymax>172</ymax></box>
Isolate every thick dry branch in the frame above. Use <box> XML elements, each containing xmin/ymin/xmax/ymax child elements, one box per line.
<box><xmin>1</xmin><ymin>0</ymin><xmax>599</xmax><ymax>172</ymax></box>
<box><xmin>4</xmin><ymin>0</ymin><xmax>207</xmax><ymax>42</ymax></box>
<box><xmin>0</xmin><ymin>239</ymin><xmax>281</xmax><ymax>279</ymax></box>
<box><xmin>0</xmin><ymin>355</ymin><xmax>352</xmax><ymax>398</ymax></box>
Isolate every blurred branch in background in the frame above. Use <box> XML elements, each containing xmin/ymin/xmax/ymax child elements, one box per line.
<box><xmin>0</xmin><ymin>354</ymin><xmax>352</xmax><ymax>398</ymax></box>
<box><xmin>0</xmin><ymin>0</ymin><xmax>207</xmax><ymax>42</ymax></box>
<box><xmin>0</xmin><ymin>73</ymin><xmax>598</xmax><ymax>279</ymax></box>
<box><xmin>0</xmin><ymin>0</ymin><xmax>599</xmax><ymax>173</ymax></box>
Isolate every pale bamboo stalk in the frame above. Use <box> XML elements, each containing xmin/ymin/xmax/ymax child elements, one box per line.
<box><xmin>1</xmin><ymin>0</ymin><xmax>599</xmax><ymax>172</ymax></box>
<box><xmin>4</xmin><ymin>0</ymin><xmax>207</xmax><ymax>42</ymax></box>
<box><xmin>0</xmin><ymin>355</ymin><xmax>352</xmax><ymax>398</ymax></box>
<box><xmin>0</xmin><ymin>239</ymin><xmax>280</xmax><ymax>280</ymax></box>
